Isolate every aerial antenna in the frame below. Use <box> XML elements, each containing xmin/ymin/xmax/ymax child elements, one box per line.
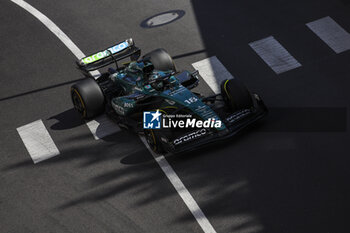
<box><xmin>107</xmin><ymin>50</ymin><xmax>119</xmax><ymax>69</ymax></box>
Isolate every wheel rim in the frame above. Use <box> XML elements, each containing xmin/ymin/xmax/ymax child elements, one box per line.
<box><xmin>71</xmin><ymin>88</ymin><xmax>86</xmax><ymax>117</ymax></box>
<box><xmin>145</xmin><ymin>130</ymin><xmax>157</xmax><ymax>152</ymax></box>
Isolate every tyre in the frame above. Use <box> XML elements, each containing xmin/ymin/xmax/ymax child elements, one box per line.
<box><xmin>221</xmin><ymin>78</ymin><xmax>254</xmax><ymax>111</ymax></box>
<box><xmin>144</xmin><ymin>129</ymin><xmax>165</xmax><ymax>154</ymax></box>
<box><xmin>71</xmin><ymin>78</ymin><xmax>105</xmax><ymax>119</ymax></box>
<box><xmin>143</xmin><ymin>48</ymin><xmax>176</xmax><ymax>72</ymax></box>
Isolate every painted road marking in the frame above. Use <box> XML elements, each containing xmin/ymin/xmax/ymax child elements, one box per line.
<box><xmin>11</xmin><ymin>0</ymin><xmax>116</xmax><ymax>140</ymax></box>
<box><xmin>192</xmin><ymin>56</ymin><xmax>233</xmax><ymax>94</ymax></box>
<box><xmin>139</xmin><ymin>136</ymin><xmax>216</xmax><ymax>233</ymax></box>
<box><xmin>10</xmin><ymin>0</ymin><xmax>100</xmax><ymax>78</ymax></box>
<box><xmin>86</xmin><ymin>115</ymin><xmax>121</xmax><ymax>140</ymax></box>
<box><xmin>17</xmin><ymin>120</ymin><xmax>60</xmax><ymax>164</ymax></box>
<box><xmin>11</xmin><ymin>1</ymin><xmax>216</xmax><ymax>232</ymax></box>
<box><xmin>306</xmin><ymin>16</ymin><xmax>350</xmax><ymax>54</ymax></box>
<box><xmin>249</xmin><ymin>36</ymin><xmax>302</xmax><ymax>74</ymax></box>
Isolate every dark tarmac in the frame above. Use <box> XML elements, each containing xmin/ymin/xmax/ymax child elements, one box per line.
<box><xmin>0</xmin><ymin>0</ymin><xmax>349</xmax><ymax>232</ymax></box>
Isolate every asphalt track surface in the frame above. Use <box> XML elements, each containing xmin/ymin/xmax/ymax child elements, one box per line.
<box><xmin>1</xmin><ymin>0</ymin><xmax>350</xmax><ymax>232</ymax></box>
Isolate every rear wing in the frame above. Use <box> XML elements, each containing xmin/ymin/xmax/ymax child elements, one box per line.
<box><xmin>76</xmin><ymin>38</ymin><xmax>141</xmax><ymax>74</ymax></box>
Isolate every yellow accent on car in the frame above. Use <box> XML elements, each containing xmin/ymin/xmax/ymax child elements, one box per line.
<box><xmin>162</xmin><ymin>106</ymin><xmax>178</xmax><ymax>110</ymax></box>
<box><xmin>155</xmin><ymin>106</ymin><xmax>178</xmax><ymax>115</ymax></box>
<box><xmin>72</xmin><ymin>88</ymin><xmax>86</xmax><ymax>117</ymax></box>
<box><xmin>158</xmin><ymin>109</ymin><xmax>168</xmax><ymax>114</ymax></box>
<box><xmin>150</xmin><ymin>129</ymin><xmax>157</xmax><ymax>151</ymax></box>
<box><xmin>223</xmin><ymin>79</ymin><xmax>234</xmax><ymax>106</ymax></box>
<box><xmin>223</xmin><ymin>80</ymin><xmax>230</xmax><ymax>98</ymax></box>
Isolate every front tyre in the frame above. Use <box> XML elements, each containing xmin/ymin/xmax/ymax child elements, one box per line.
<box><xmin>71</xmin><ymin>78</ymin><xmax>105</xmax><ymax>119</ymax></box>
<box><xmin>221</xmin><ymin>78</ymin><xmax>254</xmax><ymax>111</ymax></box>
<box><xmin>144</xmin><ymin>129</ymin><xmax>165</xmax><ymax>154</ymax></box>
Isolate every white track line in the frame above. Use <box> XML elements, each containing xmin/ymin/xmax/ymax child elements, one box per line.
<box><xmin>11</xmin><ymin>1</ymin><xmax>216</xmax><ymax>232</ymax></box>
<box><xmin>11</xmin><ymin>0</ymin><xmax>114</xmax><ymax>142</ymax></box>
<box><xmin>17</xmin><ymin>120</ymin><xmax>60</xmax><ymax>164</ymax></box>
<box><xmin>86</xmin><ymin>115</ymin><xmax>121</xmax><ymax>140</ymax></box>
<box><xmin>85</xmin><ymin>114</ymin><xmax>120</xmax><ymax>140</ymax></box>
<box><xmin>249</xmin><ymin>36</ymin><xmax>302</xmax><ymax>74</ymax></box>
<box><xmin>10</xmin><ymin>0</ymin><xmax>99</xmax><ymax>78</ymax></box>
<box><xmin>306</xmin><ymin>16</ymin><xmax>350</xmax><ymax>54</ymax></box>
<box><xmin>139</xmin><ymin>136</ymin><xmax>216</xmax><ymax>233</ymax></box>
<box><xmin>192</xmin><ymin>56</ymin><xmax>233</xmax><ymax>94</ymax></box>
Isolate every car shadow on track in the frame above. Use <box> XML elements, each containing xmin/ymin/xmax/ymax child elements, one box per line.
<box><xmin>3</xmin><ymin>101</ymin><xmax>349</xmax><ymax>233</ymax></box>
<box><xmin>3</xmin><ymin>105</ymin><xmax>349</xmax><ymax>233</ymax></box>
<box><xmin>0</xmin><ymin>78</ymin><xmax>85</xmax><ymax>102</ymax></box>
<box><xmin>48</xmin><ymin>108</ymin><xmax>85</xmax><ymax>130</ymax></box>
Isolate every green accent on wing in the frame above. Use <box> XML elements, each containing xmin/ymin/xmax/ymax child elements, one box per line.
<box><xmin>80</xmin><ymin>41</ymin><xmax>130</xmax><ymax>65</ymax></box>
<box><xmin>82</xmin><ymin>51</ymin><xmax>110</xmax><ymax>64</ymax></box>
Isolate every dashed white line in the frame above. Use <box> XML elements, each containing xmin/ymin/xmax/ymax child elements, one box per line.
<box><xmin>11</xmin><ymin>1</ymin><xmax>216</xmax><ymax>232</ymax></box>
<box><xmin>306</xmin><ymin>16</ymin><xmax>350</xmax><ymax>54</ymax></box>
<box><xmin>86</xmin><ymin>115</ymin><xmax>121</xmax><ymax>140</ymax></box>
<box><xmin>17</xmin><ymin>120</ymin><xmax>60</xmax><ymax>164</ymax></box>
<box><xmin>192</xmin><ymin>56</ymin><xmax>233</xmax><ymax>94</ymax></box>
<box><xmin>11</xmin><ymin>0</ymin><xmax>114</xmax><ymax>142</ymax></box>
<box><xmin>249</xmin><ymin>36</ymin><xmax>302</xmax><ymax>74</ymax></box>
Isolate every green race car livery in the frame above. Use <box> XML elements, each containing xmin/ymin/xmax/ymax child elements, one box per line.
<box><xmin>71</xmin><ymin>38</ymin><xmax>267</xmax><ymax>154</ymax></box>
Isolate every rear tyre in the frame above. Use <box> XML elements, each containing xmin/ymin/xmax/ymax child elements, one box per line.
<box><xmin>221</xmin><ymin>78</ymin><xmax>254</xmax><ymax>111</ymax></box>
<box><xmin>144</xmin><ymin>129</ymin><xmax>165</xmax><ymax>154</ymax></box>
<box><xmin>143</xmin><ymin>48</ymin><xmax>176</xmax><ymax>72</ymax></box>
<box><xmin>71</xmin><ymin>78</ymin><xmax>105</xmax><ymax>119</ymax></box>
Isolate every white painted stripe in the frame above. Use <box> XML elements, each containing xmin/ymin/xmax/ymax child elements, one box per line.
<box><xmin>12</xmin><ymin>2</ymin><xmax>216</xmax><ymax>232</ymax></box>
<box><xmin>10</xmin><ymin>0</ymin><xmax>100</xmax><ymax>78</ymax></box>
<box><xmin>306</xmin><ymin>16</ymin><xmax>350</xmax><ymax>54</ymax></box>
<box><xmin>17</xmin><ymin>120</ymin><xmax>60</xmax><ymax>163</ymax></box>
<box><xmin>86</xmin><ymin>115</ymin><xmax>121</xmax><ymax>140</ymax></box>
<box><xmin>139</xmin><ymin>136</ymin><xmax>216</xmax><ymax>233</ymax></box>
<box><xmin>192</xmin><ymin>56</ymin><xmax>233</xmax><ymax>94</ymax></box>
<box><xmin>11</xmin><ymin>0</ymin><xmax>115</xmax><ymax>141</ymax></box>
<box><xmin>249</xmin><ymin>36</ymin><xmax>302</xmax><ymax>74</ymax></box>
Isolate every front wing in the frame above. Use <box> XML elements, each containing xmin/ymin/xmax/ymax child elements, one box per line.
<box><xmin>162</xmin><ymin>96</ymin><xmax>267</xmax><ymax>154</ymax></box>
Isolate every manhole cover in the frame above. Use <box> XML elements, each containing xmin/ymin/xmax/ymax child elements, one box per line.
<box><xmin>141</xmin><ymin>10</ymin><xmax>185</xmax><ymax>28</ymax></box>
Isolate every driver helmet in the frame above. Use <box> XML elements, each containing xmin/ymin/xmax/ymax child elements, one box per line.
<box><xmin>149</xmin><ymin>73</ymin><xmax>161</xmax><ymax>80</ymax></box>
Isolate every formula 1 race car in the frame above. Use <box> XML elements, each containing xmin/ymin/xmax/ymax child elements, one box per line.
<box><xmin>71</xmin><ymin>38</ymin><xmax>267</xmax><ymax>154</ymax></box>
